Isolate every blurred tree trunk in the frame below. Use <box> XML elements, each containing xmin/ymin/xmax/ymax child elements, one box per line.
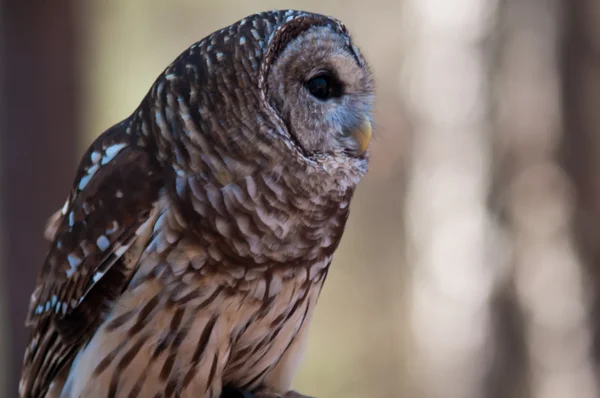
<box><xmin>492</xmin><ymin>1</ymin><xmax>598</xmax><ymax>397</ymax></box>
<box><xmin>0</xmin><ymin>1</ymin><xmax>81</xmax><ymax>395</ymax></box>
<box><xmin>402</xmin><ymin>2</ymin><xmax>500</xmax><ymax>397</ymax></box>
<box><xmin>562</xmin><ymin>0</ymin><xmax>600</xmax><ymax>375</ymax></box>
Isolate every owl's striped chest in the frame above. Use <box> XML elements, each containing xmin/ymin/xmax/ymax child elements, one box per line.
<box><xmin>62</xmin><ymin>235</ymin><xmax>330</xmax><ymax>398</ymax></box>
<box><xmin>221</xmin><ymin>259</ymin><xmax>328</xmax><ymax>392</ymax></box>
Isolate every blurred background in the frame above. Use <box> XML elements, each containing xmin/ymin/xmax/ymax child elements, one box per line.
<box><xmin>1</xmin><ymin>0</ymin><xmax>599</xmax><ymax>397</ymax></box>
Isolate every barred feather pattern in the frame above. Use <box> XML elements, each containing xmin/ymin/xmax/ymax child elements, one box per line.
<box><xmin>19</xmin><ymin>9</ymin><xmax>373</xmax><ymax>398</ymax></box>
<box><xmin>60</xmin><ymin>155</ymin><xmax>348</xmax><ymax>397</ymax></box>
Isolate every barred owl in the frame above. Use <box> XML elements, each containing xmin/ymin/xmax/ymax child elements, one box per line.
<box><xmin>19</xmin><ymin>9</ymin><xmax>373</xmax><ymax>398</ymax></box>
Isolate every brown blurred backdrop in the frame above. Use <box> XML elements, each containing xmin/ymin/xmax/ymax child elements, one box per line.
<box><xmin>1</xmin><ymin>1</ymin><xmax>599</xmax><ymax>397</ymax></box>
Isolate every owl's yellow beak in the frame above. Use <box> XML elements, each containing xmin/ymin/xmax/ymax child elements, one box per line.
<box><xmin>353</xmin><ymin>119</ymin><xmax>372</xmax><ymax>154</ymax></box>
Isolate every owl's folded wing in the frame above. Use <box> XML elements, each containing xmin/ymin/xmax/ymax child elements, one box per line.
<box><xmin>19</xmin><ymin>123</ymin><xmax>163</xmax><ymax>398</ymax></box>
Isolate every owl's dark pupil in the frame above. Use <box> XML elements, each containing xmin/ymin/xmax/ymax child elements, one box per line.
<box><xmin>306</xmin><ymin>75</ymin><xmax>332</xmax><ymax>100</ymax></box>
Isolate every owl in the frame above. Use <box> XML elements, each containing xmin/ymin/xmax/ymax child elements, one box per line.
<box><xmin>19</xmin><ymin>9</ymin><xmax>373</xmax><ymax>398</ymax></box>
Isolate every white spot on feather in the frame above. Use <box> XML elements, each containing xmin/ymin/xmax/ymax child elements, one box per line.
<box><xmin>101</xmin><ymin>143</ymin><xmax>127</xmax><ymax>165</ymax></box>
<box><xmin>78</xmin><ymin>163</ymin><xmax>98</xmax><ymax>189</ymax></box>
<box><xmin>61</xmin><ymin>198</ymin><xmax>70</xmax><ymax>215</ymax></box>
<box><xmin>106</xmin><ymin>220</ymin><xmax>119</xmax><ymax>234</ymax></box>
<box><xmin>115</xmin><ymin>190</ymin><xmax>123</xmax><ymax>198</ymax></box>
<box><xmin>82</xmin><ymin>202</ymin><xmax>92</xmax><ymax>215</ymax></box>
<box><xmin>87</xmin><ymin>163</ymin><xmax>99</xmax><ymax>175</ymax></box>
<box><xmin>176</xmin><ymin>177</ymin><xmax>186</xmax><ymax>198</ymax></box>
<box><xmin>92</xmin><ymin>271</ymin><xmax>105</xmax><ymax>283</ymax></box>
<box><xmin>67</xmin><ymin>254</ymin><xmax>81</xmax><ymax>268</ymax></box>
<box><xmin>80</xmin><ymin>241</ymin><xmax>93</xmax><ymax>256</ymax></box>
<box><xmin>96</xmin><ymin>235</ymin><xmax>110</xmax><ymax>251</ymax></box>
<box><xmin>90</xmin><ymin>151</ymin><xmax>101</xmax><ymax>164</ymax></box>
<box><xmin>240</xmin><ymin>36</ymin><xmax>246</xmax><ymax>45</ymax></box>
<box><xmin>251</xmin><ymin>29</ymin><xmax>260</xmax><ymax>41</ymax></box>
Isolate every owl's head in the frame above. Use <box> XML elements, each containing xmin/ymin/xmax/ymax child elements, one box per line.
<box><xmin>151</xmin><ymin>10</ymin><xmax>373</xmax><ymax>197</ymax></box>
<box><xmin>261</xmin><ymin>13</ymin><xmax>374</xmax><ymax>161</ymax></box>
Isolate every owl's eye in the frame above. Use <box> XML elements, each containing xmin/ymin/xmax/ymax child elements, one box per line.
<box><xmin>305</xmin><ymin>74</ymin><xmax>341</xmax><ymax>100</ymax></box>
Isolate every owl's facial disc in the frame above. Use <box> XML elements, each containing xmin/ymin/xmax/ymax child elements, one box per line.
<box><xmin>265</xmin><ymin>24</ymin><xmax>374</xmax><ymax>159</ymax></box>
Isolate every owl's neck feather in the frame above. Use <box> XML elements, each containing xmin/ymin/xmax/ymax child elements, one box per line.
<box><xmin>163</xmin><ymin>163</ymin><xmax>355</xmax><ymax>267</ymax></box>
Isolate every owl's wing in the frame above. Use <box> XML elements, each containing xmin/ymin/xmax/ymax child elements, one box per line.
<box><xmin>44</xmin><ymin>206</ymin><xmax>65</xmax><ymax>242</ymax></box>
<box><xmin>19</xmin><ymin>122</ymin><xmax>163</xmax><ymax>398</ymax></box>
